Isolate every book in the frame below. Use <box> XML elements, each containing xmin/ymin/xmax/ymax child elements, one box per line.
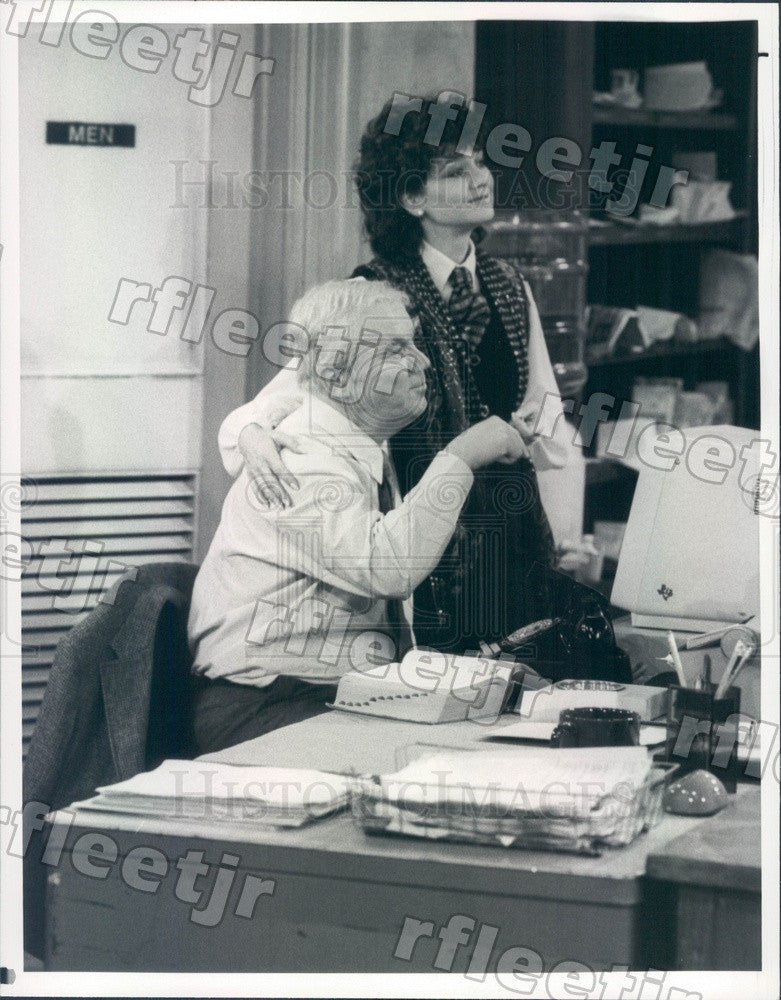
<box><xmin>673</xmin><ymin>391</ymin><xmax>717</xmax><ymax>428</ymax></box>
<box><xmin>631</xmin><ymin>376</ymin><xmax>684</xmax><ymax>423</ymax></box>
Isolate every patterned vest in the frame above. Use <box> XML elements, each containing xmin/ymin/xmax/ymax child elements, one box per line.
<box><xmin>355</xmin><ymin>249</ymin><xmax>531</xmax><ymax>457</ymax></box>
<box><xmin>352</xmin><ymin>249</ymin><xmax>555</xmax><ymax>649</ymax></box>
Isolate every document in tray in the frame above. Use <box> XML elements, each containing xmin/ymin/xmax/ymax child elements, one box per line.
<box><xmin>86</xmin><ymin>760</ymin><xmax>350</xmax><ymax>827</ymax></box>
<box><xmin>353</xmin><ymin>745</ymin><xmax>661</xmax><ymax>852</ymax></box>
<box><xmin>377</xmin><ymin>745</ymin><xmax>652</xmax><ymax>816</ymax></box>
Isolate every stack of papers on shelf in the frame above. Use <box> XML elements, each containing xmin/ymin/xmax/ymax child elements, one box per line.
<box><xmin>354</xmin><ymin>745</ymin><xmax>663</xmax><ymax>854</ymax></box>
<box><xmin>83</xmin><ymin>760</ymin><xmax>351</xmax><ymax>828</ymax></box>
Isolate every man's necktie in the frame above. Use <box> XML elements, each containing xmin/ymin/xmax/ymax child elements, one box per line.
<box><xmin>377</xmin><ymin>469</ymin><xmax>395</xmax><ymax>519</ymax></box>
<box><xmin>447</xmin><ymin>265</ymin><xmax>491</xmax><ymax>352</ymax></box>
<box><xmin>377</xmin><ymin>458</ymin><xmax>414</xmax><ymax>661</ymax></box>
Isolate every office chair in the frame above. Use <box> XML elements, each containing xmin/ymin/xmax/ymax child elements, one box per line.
<box><xmin>22</xmin><ymin>560</ymin><xmax>200</xmax><ymax>960</ymax></box>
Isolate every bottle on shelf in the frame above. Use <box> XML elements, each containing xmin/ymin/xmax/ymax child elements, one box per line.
<box><xmin>482</xmin><ymin>209</ymin><xmax>589</xmax><ymax>397</ymax></box>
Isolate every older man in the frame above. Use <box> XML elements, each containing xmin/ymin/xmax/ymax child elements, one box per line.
<box><xmin>188</xmin><ymin>278</ymin><xmax>525</xmax><ymax>753</ymax></box>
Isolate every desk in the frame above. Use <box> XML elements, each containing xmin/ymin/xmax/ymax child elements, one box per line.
<box><xmin>647</xmin><ymin>789</ymin><xmax>761</xmax><ymax>970</ymax></box>
<box><xmin>44</xmin><ymin>712</ymin><xmax>760</xmax><ymax>972</ymax></box>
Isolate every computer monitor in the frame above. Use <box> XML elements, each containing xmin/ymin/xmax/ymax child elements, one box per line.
<box><xmin>611</xmin><ymin>424</ymin><xmax>762</xmax><ymax>631</ymax></box>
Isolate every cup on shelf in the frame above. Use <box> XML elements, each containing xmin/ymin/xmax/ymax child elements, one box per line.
<box><xmin>551</xmin><ymin>706</ymin><xmax>641</xmax><ymax>748</ymax></box>
<box><xmin>610</xmin><ymin>69</ymin><xmax>642</xmax><ymax>108</ymax></box>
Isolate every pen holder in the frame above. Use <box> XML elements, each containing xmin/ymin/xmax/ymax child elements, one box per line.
<box><xmin>663</xmin><ymin>685</ymin><xmax>741</xmax><ymax>792</ymax></box>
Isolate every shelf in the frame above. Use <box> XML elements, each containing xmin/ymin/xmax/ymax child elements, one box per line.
<box><xmin>592</xmin><ymin>107</ymin><xmax>738</xmax><ymax>130</ymax></box>
<box><xmin>586</xmin><ymin>336</ymin><xmax>738</xmax><ymax>369</ymax></box>
<box><xmin>588</xmin><ymin>212</ymin><xmax>747</xmax><ymax>247</ymax></box>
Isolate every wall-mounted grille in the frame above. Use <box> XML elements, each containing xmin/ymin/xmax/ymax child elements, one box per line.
<box><xmin>21</xmin><ymin>474</ymin><xmax>198</xmax><ymax>756</ymax></box>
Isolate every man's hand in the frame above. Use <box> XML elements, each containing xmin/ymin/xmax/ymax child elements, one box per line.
<box><xmin>238</xmin><ymin>423</ymin><xmax>305</xmax><ymax>508</ymax></box>
<box><xmin>445</xmin><ymin>416</ymin><xmax>528</xmax><ymax>471</ymax></box>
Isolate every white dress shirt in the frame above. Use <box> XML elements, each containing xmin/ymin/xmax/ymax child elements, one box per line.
<box><xmin>420</xmin><ymin>239</ymin><xmax>569</xmax><ymax>471</ymax></box>
<box><xmin>218</xmin><ymin>244</ymin><xmax>569</xmax><ymax>476</ymax></box>
<box><xmin>420</xmin><ymin>238</ymin><xmax>479</xmax><ymax>304</ymax></box>
<box><xmin>189</xmin><ymin>395</ymin><xmax>474</xmax><ymax>686</ymax></box>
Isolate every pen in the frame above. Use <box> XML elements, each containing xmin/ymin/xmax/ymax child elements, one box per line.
<box><xmin>713</xmin><ymin>641</ymin><xmax>743</xmax><ymax>700</ymax></box>
<box><xmin>714</xmin><ymin>640</ymin><xmax>754</xmax><ymax>700</ymax></box>
<box><xmin>685</xmin><ymin>626</ymin><xmax>732</xmax><ymax>650</ymax></box>
<box><xmin>666</xmin><ymin>631</ymin><xmax>687</xmax><ymax>688</ymax></box>
<box><xmin>703</xmin><ymin>654</ymin><xmax>712</xmax><ymax>691</ymax></box>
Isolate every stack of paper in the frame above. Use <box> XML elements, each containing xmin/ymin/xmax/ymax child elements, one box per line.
<box><xmin>354</xmin><ymin>746</ymin><xmax>663</xmax><ymax>854</ymax></box>
<box><xmin>83</xmin><ymin>760</ymin><xmax>351</xmax><ymax>828</ymax></box>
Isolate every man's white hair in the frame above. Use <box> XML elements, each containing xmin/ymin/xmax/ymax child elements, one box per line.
<box><xmin>290</xmin><ymin>278</ymin><xmax>411</xmax><ymax>391</ymax></box>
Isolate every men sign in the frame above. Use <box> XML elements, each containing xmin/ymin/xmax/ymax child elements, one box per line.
<box><xmin>45</xmin><ymin>122</ymin><xmax>135</xmax><ymax>147</ymax></box>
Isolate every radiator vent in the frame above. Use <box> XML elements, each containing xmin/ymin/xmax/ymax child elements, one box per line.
<box><xmin>21</xmin><ymin>474</ymin><xmax>198</xmax><ymax>755</ymax></box>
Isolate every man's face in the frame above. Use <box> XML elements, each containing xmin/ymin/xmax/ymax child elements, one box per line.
<box><xmin>332</xmin><ymin>302</ymin><xmax>430</xmax><ymax>438</ymax></box>
<box><xmin>413</xmin><ymin>150</ymin><xmax>495</xmax><ymax>229</ymax></box>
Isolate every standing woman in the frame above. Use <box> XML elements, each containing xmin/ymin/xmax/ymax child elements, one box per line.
<box><xmin>220</xmin><ymin>97</ymin><xmax>569</xmax><ymax>653</ymax></box>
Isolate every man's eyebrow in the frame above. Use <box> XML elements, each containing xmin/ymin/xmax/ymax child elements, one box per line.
<box><xmin>380</xmin><ymin>335</ymin><xmax>412</xmax><ymax>351</ymax></box>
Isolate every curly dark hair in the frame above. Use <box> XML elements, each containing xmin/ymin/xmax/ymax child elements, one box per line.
<box><xmin>354</xmin><ymin>95</ymin><xmax>489</xmax><ymax>264</ymax></box>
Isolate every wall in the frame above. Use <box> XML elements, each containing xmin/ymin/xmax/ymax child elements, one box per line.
<box><xmin>246</xmin><ymin>21</ymin><xmax>476</xmax><ymax>392</ymax></box>
<box><xmin>19</xmin><ymin>22</ymin><xmax>209</xmax><ymax>475</ymax></box>
<box><xmin>18</xmin><ymin>18</ymin><xmax>477</xmax><ymax>556</ymax></box>
<box><xmin>198</xmin><ymin>20</ymin><xmax>476</xmax><ymax>553</ymax></box>
<box><xmin>18</xmin><ymin>18</ymin><xmax>584</xmax><ymax>556</ymax></box>
<box><xmin>231</xmin><ymin>20</ymin><xmax>581</xmax><ymax>546</ymax></box>
<box><xmin>188</xmin><ymin>25</ymin><xmax>258</xmax><ymax>559</ymax></box>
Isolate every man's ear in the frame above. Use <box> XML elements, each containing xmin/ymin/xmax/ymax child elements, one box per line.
<box><xmin>399</xmin><ymin>188</ymin><xmax>426</xmax><ymax>219</ymax></box>
<box><xmin>313</xmin><ymin>331</ymin><xmax>355</xmax><ymax>387</ymax></box>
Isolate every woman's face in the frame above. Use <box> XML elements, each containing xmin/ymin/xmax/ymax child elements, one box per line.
<box><xmin>409</xmin><ymin>150</ymin><xmax>495</xmax><ymax>230</ymax></box>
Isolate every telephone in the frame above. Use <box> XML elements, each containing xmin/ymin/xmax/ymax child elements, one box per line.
<box><xmin>480</xmin><ymin>564</ymin><xmax>633</xmax><ymax>696</ymax></box>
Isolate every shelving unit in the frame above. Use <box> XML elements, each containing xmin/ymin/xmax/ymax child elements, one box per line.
<box><xmin>585</xmin><ymin>19</ymin><xmax>759</xmax><ymax>439</ymax></box>
<box><xmin>591</xmin><ymin>107</ymin><xmax>738</xmax><ymax>130</ymax></box>
<box><xmin>585</xmin><ymin>21</ymin><xmax>759</xmax><ymax>530</ymax></box>
<box><xmin>475</xmin><ymin>18</ymin><xmax>760</xmax><ymax>536</ymax></box>
<box><xmin>586</xmin><ymin>335</ymin><xmax>741</xmax><ymax>368</ymax></box>
<box><xmin>588</xmin><ymin>211</ymin><xmax>747</xmax><ymax>247</ymax></box>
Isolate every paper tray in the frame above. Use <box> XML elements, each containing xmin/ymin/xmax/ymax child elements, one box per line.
<box><xmin>351</xmin><ymin>763</ymin><xmax>676</xmax><ymax>856</ymax></box>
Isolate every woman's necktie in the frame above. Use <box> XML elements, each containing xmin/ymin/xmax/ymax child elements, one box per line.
<box><xmin>446</xmin><ymin>265</ymin><xmax>491</xmax><ymax>351</ymax></box>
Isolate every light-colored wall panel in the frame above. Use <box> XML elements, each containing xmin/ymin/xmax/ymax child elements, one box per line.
<box><xmin>21</xmin><ymin>375</ymin><xmax>202</xmax><ymax>473</ymax></box>
<box><xmin>196</xmin><ymin>22</ymin><xmax>258</xmax><ymax>559</ymax></box>
<box><xmin>19</xmin><ymin>24</ymin><xmax>208</xmax><ymax>378</ymax></box>
<box><xmin>18</xmin><ymin>19</ymin><xmax>476</xmax><ymax>548</ymax></box>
